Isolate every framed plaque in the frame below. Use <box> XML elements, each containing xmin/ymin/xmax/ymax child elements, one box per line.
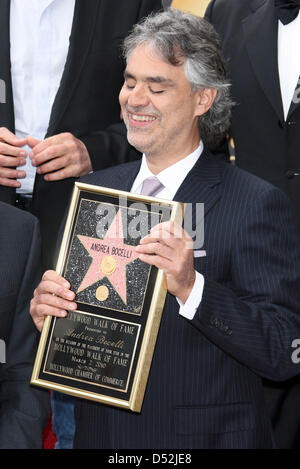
<box><xmin>31</xmin><ymin>182</ymin><xmax>183</xmax><ymax>412</ymax></box>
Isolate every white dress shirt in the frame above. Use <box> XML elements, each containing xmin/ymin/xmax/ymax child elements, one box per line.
<box><xmin>278</xmin><ymin>13</ymin><xmax>300</xmax><ymax>120</ymax></box>
<box><xmin>131</xmin><ymin>142</ymin><xmax>205</xmax><ymax>320</ymax></box>
<box><xmin>10</xmin><ymin>0</ymin><xmax>75</xmax><ymax>193</ymax></box>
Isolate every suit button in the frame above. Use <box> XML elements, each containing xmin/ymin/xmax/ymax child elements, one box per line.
<box><xmin>210</xmin><ymin>317</ymin><xmax>220</xmax><ymax>328</ymax></box>
<box><xmin>286</xmin><ymin>171</ymin><xmax>300</xmax><ymax>179</ymax></box>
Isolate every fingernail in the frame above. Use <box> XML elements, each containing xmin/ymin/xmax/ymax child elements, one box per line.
<box><xmin>69</xmin><ymin>303</ymin><xmax>77</xmax><ymax>310</ymax></box>
<box><xmin>66</xmin><ymin>291</ymin><xmax>74</xmax><ymax>299</ymax></box>
<box><xmin>20</xmin><ymin>151</ymin><xmax>27</xmax><ymax>157</ymax></box>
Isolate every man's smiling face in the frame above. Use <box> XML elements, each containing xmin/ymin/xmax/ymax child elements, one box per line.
<box><xmin>119</xmin><ymin>43</ymin><xmax>204</xmax><ymax>170</ymax></box>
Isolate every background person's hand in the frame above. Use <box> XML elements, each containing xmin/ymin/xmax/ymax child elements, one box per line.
<box><xmin>28</xmin><ymin>132</ymin><xmax>92</xmax><ymax>181</ymax></box>
<box><xmin>0</xmin><ymin>127</ymin><xmax>28</xmax><ymax>187</ymax></box>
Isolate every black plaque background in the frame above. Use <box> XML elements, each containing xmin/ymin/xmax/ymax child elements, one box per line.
<box><xmin>43</xmin><ymin>313</ymin><xmax>141</xmax><ymax>393</ymax></box>
<box><xmin>37</xmin><ymin>189</ymin><xmax>171</xmax><ymax>404</ymax></box>
<box><xmin>64</xmin><ymin>199</ymin><xmax>153</xmax><ymax>315</ymax></box>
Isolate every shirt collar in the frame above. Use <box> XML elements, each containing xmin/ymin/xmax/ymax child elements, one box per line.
<box><xmin>131</xmin><ymin>141</ymin><xmax>204</xmax><ymax>199</ymax></box>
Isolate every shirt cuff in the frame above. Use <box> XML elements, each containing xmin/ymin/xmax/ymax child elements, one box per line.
<box><xmin>177</xmin><ymin>271</ymin><xmax>205</xmax><ymax>320</ymax></box>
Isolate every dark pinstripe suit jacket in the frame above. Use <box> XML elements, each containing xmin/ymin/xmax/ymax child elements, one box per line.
<box><xmin>0</xmin><ymin>203</ymin><xmax>50</xmax><ymax>448</ymax></box>
<box><xmin>74</xmin><ymin>148</ymin><xmax>300</xmax><ymax>449</ymax></box>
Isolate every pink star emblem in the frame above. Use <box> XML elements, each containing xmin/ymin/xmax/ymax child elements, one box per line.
<box><xmin>77</xmin><ymin>210</ymin><xmax>140</xmax><ymax>304</ymax></box>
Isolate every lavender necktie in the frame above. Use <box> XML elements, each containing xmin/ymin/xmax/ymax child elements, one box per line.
<box><xmin>140</xmin><ymin>176</ymin><xmax>164</xmax><ymax>197</ymax></box>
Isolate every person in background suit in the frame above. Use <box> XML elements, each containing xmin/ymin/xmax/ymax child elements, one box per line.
<box><xmin>205</xmin><ymin>0</ymin><xmax>300</xmax><ymax>449</ymax></box>
<box><xmin>0</xmin><ymin>202</ymin><xmax>50</xmax><ymax>448</ymax></box>
<box><xmin>0</xmin><ymin>0</ymin><xmax>162</xmax><ymax>449</ymax></box>
<box><xmin>204</xmin><ymin>0</ymin><xmax>300</xmax><ymax>229</ymax></box>
<box><xmin>30</xmin><ymin>8</ymin><xmax>300</xmax><ymax>449</ymax></box>
<box><xmin>0</xmin><ymin>0</ymin><xmax>162</xmax><ymax>271</ymax></box>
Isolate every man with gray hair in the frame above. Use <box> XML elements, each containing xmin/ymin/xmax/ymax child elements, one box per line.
<box><xmin>31</xmin><ymin>8</ymin><xmax>300</xmax><ymax>449</ymax></box>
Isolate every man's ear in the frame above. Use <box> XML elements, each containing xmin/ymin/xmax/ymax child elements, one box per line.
<box><xmin>194</xmin><ymin>88</ymin><xmax>217</xmax><ymax>117</ymax></box>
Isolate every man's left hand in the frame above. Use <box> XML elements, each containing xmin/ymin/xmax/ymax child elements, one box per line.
<box><xmin>136</xmin><ymin>221</ymin><xmax>195</xmax><ymax>303</ymax></box>
<box><xmin>27</xmin><ymin>132</ymin><xmax>92</xmax><ymax>181</ymax></box>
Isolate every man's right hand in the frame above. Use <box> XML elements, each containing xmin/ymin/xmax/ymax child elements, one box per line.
<box><xmin>30</xmin><ymin>270</ymin><xmax>77</xmax><ymax>332</ymax></box>
<box><xmin>0</xmin><ymin>127</ymin><xmax>28</xmax><ymax>187</ymax></box>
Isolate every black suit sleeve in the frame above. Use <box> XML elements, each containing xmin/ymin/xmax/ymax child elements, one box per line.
<box><xmin>80</xmin><ymin>122</ymin><xmax>141</xmax><ymax>171</ymax></box>
<box><xmin>204</xmin><ymin>0</ymin><xmax>215</xmax><ymax>21</ymax></box>
<box><xmin>204</xmin><ymin>0</ymin><xmax>231</xmax><ymax>162</ymax></box>
<box><xmin>0</xmin><ymin>216</ymin><xmax>50</xmax><ymax>449</ymax></box>
<box><xmin>79</xmin><ymin>0</ymin><xmax>163</xmax><ymax>171</ymax></box>
<box><xmin>192</xmin><ymin>186</ymin><xmax>300</xmax><ymax>382</ymax></box>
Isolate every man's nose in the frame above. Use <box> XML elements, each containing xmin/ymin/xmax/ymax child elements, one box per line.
<box><xmin>127</xmin><ymin>84</ymin><xmax>149</xmax><ymax>107</ymax></box>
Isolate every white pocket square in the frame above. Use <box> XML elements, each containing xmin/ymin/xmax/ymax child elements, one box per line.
<box><xmin>193</xmin><ymin>250</ymin><xmax>206</xmax><ymax>258</ymax></box>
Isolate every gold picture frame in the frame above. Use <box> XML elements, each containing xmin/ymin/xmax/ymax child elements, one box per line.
<box><xmin>31</xmin><ymin>182</ymin><xmax>183</xmax><ymax>412</ymax></box>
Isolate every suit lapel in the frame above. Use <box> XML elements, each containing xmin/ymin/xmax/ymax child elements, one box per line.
<box><xmin>113</xmin><ymin>150</ymin><xmax>222</xmax><ymax>215</ymax></box>
<box><xmin>0</xmin><ymin>0</ymin><xmax>15</xmax><ymax>131</ymax></box>
<box><xmin>171</xmin><ymin>148</ymin><xmax>222</xmax><ymax>243</ymax></box>
<box><xmin>243</xmin><ymin>0</ymin><xmax>284</xmax><ymax>120</ymax></box>
<box><xmin>106</xmin><ymin>151</ymin><xmax>221</xmax><ymax>240</ymax></box>
<box><xmin>115</xmin><ymin>161</ymin><xmax>142</xmax><ymax>192</ymax></box>
<box><xmin>174</xmin><ymin>148</ymin><xmax>222</xmax><ymax>217</ymax></box>
<box><xmin>46</xmin><ymin>0</ymin><xmax>101</xmax><ymax>136</ymax></box>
